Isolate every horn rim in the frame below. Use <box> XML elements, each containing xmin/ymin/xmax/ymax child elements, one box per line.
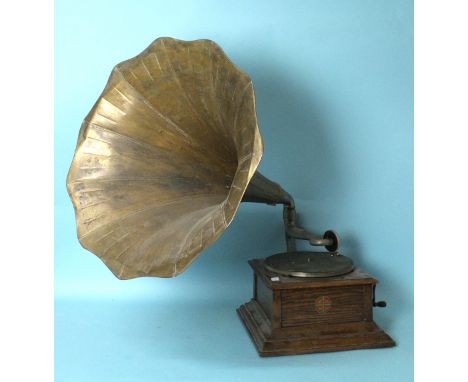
<box><xmin>67</xmin><ymin>37</ymin><xmax>264</xmax><ymax>279</ymax></box>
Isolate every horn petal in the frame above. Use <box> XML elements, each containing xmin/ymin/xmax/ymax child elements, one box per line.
<box><xmin>67</xmin><ymin>38</ymin><xmax>263</xmax><ymax>279</ymax></box>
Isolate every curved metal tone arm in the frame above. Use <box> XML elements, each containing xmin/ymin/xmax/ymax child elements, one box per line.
<box><xmin>242</xmin><ymin>171</ymin><xmax>340</xmax><ymax>252</ymax></box>
<box><xmin>283</xmin><ymin>206</ymin><xmax>333</xmax><ymax>250</ymax></box>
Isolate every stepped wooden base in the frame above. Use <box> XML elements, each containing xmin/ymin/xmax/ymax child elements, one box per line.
<box><xmin>237</xmin><ymin>259</ymin><xmax>395</xmax><ymax>356</ymax></box>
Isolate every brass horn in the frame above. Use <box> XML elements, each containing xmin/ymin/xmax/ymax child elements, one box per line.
<box><xmin>67</xmin><ymin>37</ymin><xmax>345</xmax><ymax>280</ymax></box>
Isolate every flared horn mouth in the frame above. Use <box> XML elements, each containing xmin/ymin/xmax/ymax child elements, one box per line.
<box><xmin>67</xmin><ymin>37</ymin><xmax>263</xmax><ymax>279</ymax></box>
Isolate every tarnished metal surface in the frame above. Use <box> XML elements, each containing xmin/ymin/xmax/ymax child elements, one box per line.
<box><xmin>242</xmin><ymin>173</ymin><xmax>339</xmax><ymax>253</ymax></box>
<box><xmin>67</xmin><ymin>37</ymin><xmax>343</xmax><ymax>280</ymax></box>
<box><xmin>67</xmin><ymin>37</ymin><xmax>263</xmax><ymax>279</ymax></box>
<box><xmin>265</xmin><ymin>252</ymin><xmax>354</xmax><ymax>278</ymax></box>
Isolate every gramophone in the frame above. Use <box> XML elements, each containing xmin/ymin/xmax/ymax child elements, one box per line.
<box><xmin>67</xmin><ymin>37</ymin><xmax>395</xmax><ymax>356</ymax></box>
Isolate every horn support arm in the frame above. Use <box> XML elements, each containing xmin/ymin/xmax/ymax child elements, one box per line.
<box><xmin>242</xmin><ymin>172</ymin><xmax>340</xmax><ymax>252</ymax></box>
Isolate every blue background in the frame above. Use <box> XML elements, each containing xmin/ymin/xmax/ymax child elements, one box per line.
<box><xmin>55</xmin><ymin>1</ymin><xmax>413</xmax><ymax>381</ymax></box>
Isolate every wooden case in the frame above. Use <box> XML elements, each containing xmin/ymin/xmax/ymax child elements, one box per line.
<box><xmin>237</xmin><ymin>259</ymin><xmax>395</xmax><ymax>356</ymax></box>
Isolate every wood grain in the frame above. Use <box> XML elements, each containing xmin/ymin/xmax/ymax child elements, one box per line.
<box><xmin>239</xmin><ymin>259</ymin><xmax>395</xmax><ymax>356</ymax></box>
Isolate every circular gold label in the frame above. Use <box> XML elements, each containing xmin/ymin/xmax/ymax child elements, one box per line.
<box><xmin>315</xmin><ymin>296</ymin><xmax>332</xmax><ymax>313</ymax></box>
